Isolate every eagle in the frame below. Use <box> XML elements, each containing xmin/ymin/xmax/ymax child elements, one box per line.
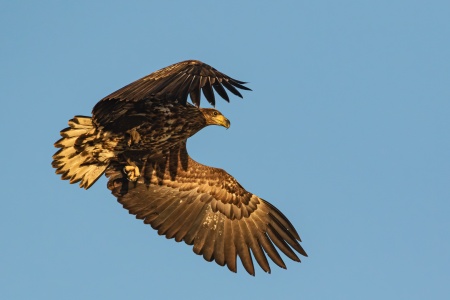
<box><xmin>52</xmin><ymin>60</ymin><xmax>307</xmax><ymax>275</ymax></box>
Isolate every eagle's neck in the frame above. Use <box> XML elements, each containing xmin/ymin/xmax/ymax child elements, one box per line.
<box><xmin>184</xmin><ymin>106</ymin><xmax>208</xmax><ymax>136</ymax></box>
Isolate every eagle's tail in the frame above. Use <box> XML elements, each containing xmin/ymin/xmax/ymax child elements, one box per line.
<box><xmin>52</xmin><ymin>116</ymin><xmax>116</xmax><ymax>189</ymax></box>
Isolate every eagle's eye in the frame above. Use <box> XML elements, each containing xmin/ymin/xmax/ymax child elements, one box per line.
<box><xmin>213</xmin><ymin>111</ymin><xmax>218</xmax><ymax>117</ymax></box>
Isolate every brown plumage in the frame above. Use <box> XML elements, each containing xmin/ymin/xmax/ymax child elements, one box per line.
<box><xmin>106</xmin><ymin>141</ymin><xmax>307</xmax><ymax>275</ymax></box>
<box><xmin>52</xmin><ymin>60</ymin><xmax>307</xmax><ymax>275</ymax></box>
<box><xmin>53</xmin><ymin>60</ymin><xmax>241</xmax><ymax>189</ymax></box>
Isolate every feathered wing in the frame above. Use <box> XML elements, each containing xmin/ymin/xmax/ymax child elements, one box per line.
<box><xmin>106</xmin><ymin>142</ymin><xmax>307</xmax><ymax>275</ymax></box>
<box><xmin>92</xmin><ymin>60</ymin><xmax>251</xmax><ymax>128</ymax></box>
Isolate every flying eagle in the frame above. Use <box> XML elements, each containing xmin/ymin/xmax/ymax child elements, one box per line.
<box><xmin>52</xmin><ymin>60</ymin><xmax>307</xmax><ymax>275</ymax></box>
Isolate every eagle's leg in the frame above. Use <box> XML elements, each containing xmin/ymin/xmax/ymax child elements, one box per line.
<box><xmin>123</xmin><ymin>158</ymin><xmax>140</xmax><ymax>181</ymax></box>
<box><xmin>126</xmin><ymin>128</ymin><xmax>141</xmax><ymax>147</ymax></box>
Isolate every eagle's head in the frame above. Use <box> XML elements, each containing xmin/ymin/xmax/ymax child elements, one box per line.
<box><xmin>200</xmin><ymin>108</ymin><xmax>230</xmax><ymax>129</ymax></box>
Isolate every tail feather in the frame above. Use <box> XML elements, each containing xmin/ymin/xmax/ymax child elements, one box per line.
<box><xmin>52</xmin><ymin>116</ymin><xmax>115</xmax><ymax>189</ymax></box>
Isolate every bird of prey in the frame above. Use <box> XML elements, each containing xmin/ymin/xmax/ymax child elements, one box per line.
<box><xmin>52</xmin><ymin>60</ymin><xmax>307</xmax><ymax>275</ymax></box>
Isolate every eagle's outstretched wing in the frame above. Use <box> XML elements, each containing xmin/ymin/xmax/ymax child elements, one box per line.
<box><xmin>92</xmin><ymin>60</ymin><xmax>250</xmax><ymax>128</ymax></box>
<box><xmin>106</xmin><ymin>142</ymin><xmax>307</xmax><ymax>275</ymax></box>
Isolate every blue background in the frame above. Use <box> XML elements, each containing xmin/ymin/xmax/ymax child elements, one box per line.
<box><xmin>2</xmin><ymin>1</ymin><xmax>449</xmax><ymax>299</ymax></box>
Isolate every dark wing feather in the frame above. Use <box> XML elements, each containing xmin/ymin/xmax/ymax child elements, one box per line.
<box><xmin>92</xmin><ymin>60</ymin><xmax>250</xmax><ymax>127</ymax></box>
<box><xmin>106</xmin><ymin>142</ymin><xmax>307</xmax><ymax>275</ymax></box>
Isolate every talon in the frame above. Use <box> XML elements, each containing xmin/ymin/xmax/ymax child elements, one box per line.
<box><xmin>123</xmin><ymin>159</ymin><xmax>140</xmax><ymax>181</ymax></box>
<box><xmin>127</xmin><ymin>128</ymin><xmax>141</xmax><ymax>147</ymax></box>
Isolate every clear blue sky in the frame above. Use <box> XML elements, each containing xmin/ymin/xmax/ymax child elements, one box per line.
<box><xmin>1</xmin><ymin>1</ymin><xmax>449</xmax><ymax>299</ymax></box>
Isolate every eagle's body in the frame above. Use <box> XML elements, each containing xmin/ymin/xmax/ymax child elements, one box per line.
<box><xmin>52</xmin><ymin>60</ymin><xmax>307</xmax><ymax>275</ymax></box>
<box><xmin>94</xmin><ymin>100</ymin><xmax>225</xmax><ymax>156</ymax></box>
